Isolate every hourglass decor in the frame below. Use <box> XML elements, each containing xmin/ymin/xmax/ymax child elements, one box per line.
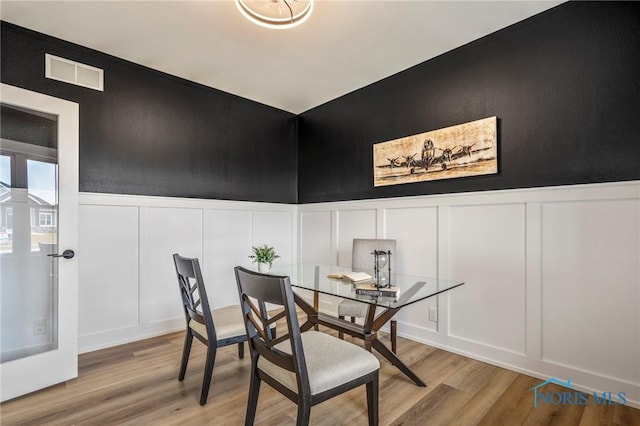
<box><xmin>355</xmin><ymin>248</ymin><xmax>398</xmax><ymax>298</ymax></box>
<box><xmin>372</xmin><ymin>249</ymin><xmax>392</xmax><ymax>288</ymax></box>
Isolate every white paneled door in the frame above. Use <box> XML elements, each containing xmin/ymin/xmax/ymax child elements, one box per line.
<box><xmin>0</xmin><ymin>84</ymin><xmax>79</xmax><ymax>402</ymax></box>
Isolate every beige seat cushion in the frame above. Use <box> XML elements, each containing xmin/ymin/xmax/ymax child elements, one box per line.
<box><xmin>338</xmin><ymin>299</ymin><xmax>369</xmax><ymax>318</ymax></box>
<box><xmin>189</xmin><ymin>305</ymin><xmax>246</xmax><ymax>340</ymax></box>
<box><xmin>258</xmin><ymin>331</ymin><xmax>379</xmax><ymax>396</ymax></box>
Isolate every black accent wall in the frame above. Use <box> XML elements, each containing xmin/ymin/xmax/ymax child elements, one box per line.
<box><xmin>2</xmin><ymin>2</ymin><xmax>639</xmax><ymax>205</ymax></box>
<box><xmin>298</xmin><ymin>2</ymin><xmax>640</xmax><ymax>203</ymax></box>
<box><xmin>1</xmin><ymin>22</ymin><xmax>298</xmax><ymax>203</ymax></box>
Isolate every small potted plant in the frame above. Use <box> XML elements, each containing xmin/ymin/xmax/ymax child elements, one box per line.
<box><xmin>249</xmin><ymin>245</ymin><xmax>280</xmax><ymax>273</ymax></box>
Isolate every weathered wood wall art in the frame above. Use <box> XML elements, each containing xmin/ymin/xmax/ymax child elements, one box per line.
<box><xmin>373</xmin><ymin>116</ymin><xmax>497</xmax><ymax>187</ymax></box>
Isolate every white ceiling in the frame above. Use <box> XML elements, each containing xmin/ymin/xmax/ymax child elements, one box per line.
<box><xmin>1</xmin><ymin>1</ymin><xmax>561</xmax><ymax>114</ymax></box>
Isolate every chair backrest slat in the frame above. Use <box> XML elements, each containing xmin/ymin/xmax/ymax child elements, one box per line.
<box><xmin>267</xmin><ymin>309</ymin><xmax>286</xmax><ymax>325</ymax></box>
<box><xmin>269</xmin><ymin>333</ymin><xmax>291</xmax><ymax>347</ymax></box>
<box><xmin>243</xmin><ymin>295</ymin><xmax>275</xmax><ymax>342</ymax></box>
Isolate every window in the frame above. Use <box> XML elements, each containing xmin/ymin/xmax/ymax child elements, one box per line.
<box><xmin>1</xmin><ymin>145</ymin><xmax>58</xmax><ymax>254</ymax></box>
<box><xmin>39</xmin><ymin>211</ymin><xmax>54</xmax><ymax>227</ymax></box>
<box><xmin>0</xmin><ymin>155</ymin><xmax>10</xmax><ymax>186</ymax></box>
<box><xmin>0</xmin><ymin>155</ymin><xmax>12</xmax><ymax>253</ymax></box>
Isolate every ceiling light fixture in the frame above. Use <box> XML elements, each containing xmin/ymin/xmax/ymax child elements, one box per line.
<box><xmin>235</xmin><ymin>0</ymin><xmax>314</xmax><ymax>30</ymax></box>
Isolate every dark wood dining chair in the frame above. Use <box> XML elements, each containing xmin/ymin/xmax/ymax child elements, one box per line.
<box><xmin>234</xmin><ymin>266</ymin><xmax>380</xmax><ymax>426</ymax></box>
<box><xmin>338</xmin><ymin>239</ymin><xmax>398</xmax><ymax>353</ymax></box>
<box><xmin>173</xmin><ymin>253</ymin><xmax>247</xmax><ymax>405</ymax></box>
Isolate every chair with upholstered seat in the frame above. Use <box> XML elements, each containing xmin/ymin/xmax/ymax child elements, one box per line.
<box><xmin>338</xmin><ymin>239</ymin><xmax>398</xmax><ymax>353</ymax></box>
<box><xmin>235</xmin><ymin>266</ymin><xmax>380</xmax><ymax>426</ymax></box>
<box><xmin>173</xmin><ymin>253</ymin><xmax>247</xmax><ymax>405</ymax></box>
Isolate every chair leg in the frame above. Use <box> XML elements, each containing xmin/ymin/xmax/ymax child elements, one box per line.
<box><xmin>367</xmin><ymin>372</ymin><xmax>379</xmax><ymax>426</ymax></box>
<box><xmin>245</xmin><ymin>364</ymin><xmax>261</xmax><ymax>426</ymax></box>
<box><xmin>199</xmin><ymin>346</ymin><xmax>216</xmax><ymax>405</ymax></box>
<box><xmin>178</xmin><ymin>331</ymin><xmax>193</xmax><ymax>381</ymax></box>
<box><xmin>391</xmin><ymin>319</ymin><xmax>397</xmax><ymax>354</ymax></box>
<box><xmin>338</xmin><ymin>316</ymin><xmax>345</xmax><ymax>339</ymax></box>
<box><xmin>296</xmin><ymin>400</ymin><xmax>311</xmax><ymax>426</ymax></box>
<box><xmin>238</xmin><ymin>342</ymin><xmax>244</xmax><ymax>359</ymax></box>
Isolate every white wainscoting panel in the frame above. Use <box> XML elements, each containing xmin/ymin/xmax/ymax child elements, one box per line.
<box><xmin>300</xmin><ymin>211</ymin><xmax>333</xmax><ymax>264</ymax></box>
<box><xmin>77</xmin><ymin>193</ymin><xmax>297</xmax><ymax>353</ymax></box>
<box><xmin>447</xmin><ymin>203</ymin><xmax>527</xmax><ymax>354</ymax></box>
<box><xmin>141</xmin><ymin>207</ymin><xmax>203</xmax><ymax>324</ymax></box>
<box><xmin>253</xmin><ymin>211</ymin><xmax>294</xmax><ymax>267</ymax></box>
<box><xmin>385</xmin><ymin>207</ymin><xmax>439</xmax><ymax>276</ymax></box>
<box><xmin>78</xmin><ymin>205</ymin><xmax>139</xmax><ymax>336</ymax></box>
<box><xmin>336</xmin><ymin>209</ymin><xmax>377</xmax><ymax>267</ymax></box>
<box><xmin>541</xmin><ymin>199</ymin><xmax>640</xmax><ymax>383</ymax></box>
<box><xmin>203</xmin><ymin>209</ymin><xmax>252</xmax><ymax>308</ymax></box>
<box><xmin>385</xmin><ymin>207</ymin><xmax>439</xmax><ymax>331</ymax></box>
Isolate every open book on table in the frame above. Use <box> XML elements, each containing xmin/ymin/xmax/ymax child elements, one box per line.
<box><xmin>326</xmin><ymin>271</ymin><xmax>373</xmax><ymax>283</ymax></box>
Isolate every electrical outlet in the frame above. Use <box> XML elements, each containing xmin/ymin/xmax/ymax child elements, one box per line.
<box><xmin>428</xmin><ymin>307</ymin><xmax>438</xmax><ymax>322</ymax></box>
<box><xmin>33</xmin><ymin>319</ymin><xmax>47</xmax><ymax>335</ymax></box>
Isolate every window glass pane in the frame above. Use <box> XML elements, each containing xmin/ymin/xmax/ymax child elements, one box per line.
<box><xmin>27</xmin><ymin>160</ymin><xmax>57</xmax><ymax>252</ymax></box>
<box><xmin>0</xmin><ymin>155</ymin><xmax>10</xmax><ymax>186</ymax></box>
<box><xmin>0</xmin><ymin>155</ymin><xmax>12</xmax><ymax>253</ymax></box>
<box><xmin>1</xmin><ymin>106</ymin><xmax>60</xmax><ymax>364</ymax></box>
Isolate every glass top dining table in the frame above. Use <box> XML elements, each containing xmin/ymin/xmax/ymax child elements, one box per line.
<box><xmin>268</xmin><ymin>263</ymin><xmax>465</xmax><ymax>310</ymax></box>
<box><xmin>267</xmin><ymin>263</ymin><xmax>465</xmax><ymax>387</ymax></box>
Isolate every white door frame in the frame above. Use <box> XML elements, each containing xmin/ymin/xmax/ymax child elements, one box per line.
<box><xmin>0</xmin><ymin>83</ymin><xmax>79</xmax><ymax>402</ymax></box>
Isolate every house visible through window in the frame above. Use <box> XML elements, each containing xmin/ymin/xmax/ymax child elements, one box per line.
<box><xmin>1</xmin><ymin>142</ymin><xmax>58</xmax><ymax>253</ymax></box>
<box><xmin>39</xmin><ymin>211</ymin><xmax>54</xmax><ymax>227</ymax></box>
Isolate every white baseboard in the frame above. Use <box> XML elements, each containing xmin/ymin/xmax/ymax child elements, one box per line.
<box><xmin>78</xmin><ymin>318</ymin><xmax>184</xmax><ymax>354</ymax></box>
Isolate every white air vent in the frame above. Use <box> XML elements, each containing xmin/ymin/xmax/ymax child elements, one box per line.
<box><xmin>45</xmin><ymin>53</ymin><xmax>103</xmax><ymax>91</ymax></box>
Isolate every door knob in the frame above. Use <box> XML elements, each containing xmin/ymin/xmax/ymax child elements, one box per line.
<box><xmin>48</xmin><ymin>249</ymin><xmax>75</xmax><ymax>259</ymax></box>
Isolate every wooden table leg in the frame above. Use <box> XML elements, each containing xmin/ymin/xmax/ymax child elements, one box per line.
<box><xmin>293</xmin><ymin>291</ymin><xmax>317</xmax><ymax>332</ymax></box>
<box><xmin>391</xmin><ymin>320</ymin><xmax>397</xmax><ymax>354</ymax></box>
<box><xmin>313</xmin><ymin>292</ymin><xmax>319</xmax><ymax>331</ymax></box>
<box><xmin>368</xmin><ymin>307</ymin><xmax>426</xmax><ymax>386</ymax></box>
<box><xmin>295</xmin><ymin>291</ymin><xmax>426</xmax><ymax>387</ymax></box>
<box><xmin>371</xmin><ymin>339</ymin><xmax>426</xmax><ymax>387</ymax></box>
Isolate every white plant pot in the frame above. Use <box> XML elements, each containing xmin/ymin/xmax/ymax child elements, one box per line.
<box><xmin>258</xmin><ymin>262</ymin><xmax>271</xmax><ymax>273</ymax></box>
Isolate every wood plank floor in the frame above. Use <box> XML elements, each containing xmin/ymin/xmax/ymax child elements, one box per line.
<box><xmin>1</xmin><ymin>329</ymin><xmax>638</xmax><ymax>425</ymax></box>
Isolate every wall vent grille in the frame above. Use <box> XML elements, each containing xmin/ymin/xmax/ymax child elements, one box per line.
<box><xmin>45</xmin><ymin>54</ymin><xmax>104</xmax><ymax>91</ymax></box>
